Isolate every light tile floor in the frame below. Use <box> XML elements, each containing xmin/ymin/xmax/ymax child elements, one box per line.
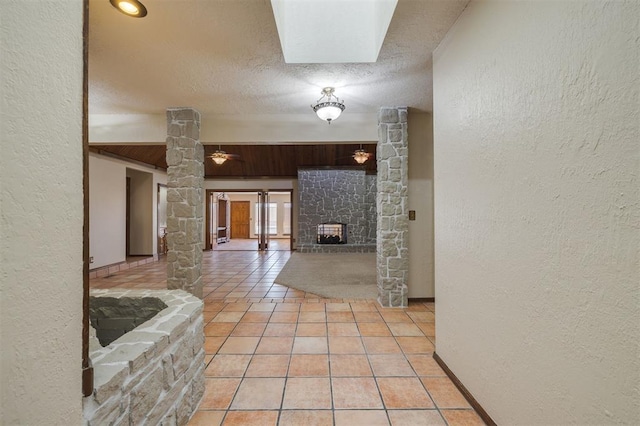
<box><xmin>90</xmin><ymin>250</ymin><xmax>485</xmax><ymax>426</ymax></box>
<box><xmin>213</xmin><ymin>238</ymin><xmax>291</xmax><ymax>252</ymax></box>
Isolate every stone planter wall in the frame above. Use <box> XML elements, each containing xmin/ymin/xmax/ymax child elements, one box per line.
<box><xmin>83</xmin><ymin>289</ymin><xmax>205</xmax><ymax>426</ymax></box>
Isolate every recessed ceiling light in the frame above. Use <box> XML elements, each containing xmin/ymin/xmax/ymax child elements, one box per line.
<box><xmin>109</xmin><ymin>0</ymin><xmax>148</xmax><ymax>18</ymax></box>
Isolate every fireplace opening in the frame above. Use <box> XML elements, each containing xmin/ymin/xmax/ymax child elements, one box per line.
<box><xmin>317</xmin><ymin>222</ymin><xmax>347</xmax><ymax>244</ymax></box>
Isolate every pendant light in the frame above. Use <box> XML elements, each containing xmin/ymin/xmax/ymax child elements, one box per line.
<box><xmin>353</xmin><ymin>145</ymin><xmax>371</xmax><ymax>164</ymax></box>
<box><xmin>311</xmin><ymin>87</ymin><xmax>345</xmax><ymax>124</ymax></box>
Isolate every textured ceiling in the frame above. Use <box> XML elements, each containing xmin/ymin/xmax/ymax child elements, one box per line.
<box><xmin>89</xmin><ymin>0</ymin><xmax>469</xmax><ymax>123</ymax></box>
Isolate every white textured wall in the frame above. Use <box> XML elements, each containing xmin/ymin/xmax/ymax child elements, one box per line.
<box><xmin>433</xmin><ymin>1</ymin><xmax>639</xmax><ymax>424</ymax></box>
<box><xmin>408</xmin><ymin>113</ymin><xmax>434</xmax><ymax>298</ymax></box>
<box><xmin>151</xmin><ymin>170</ymin><xmax>167</xmax><ymax>254</ymax></box>
<box><xmin>89</xmin><ymin>153</ymin><xmax>167</xmax><ymax>267</ymax></box>
<box><xmin>90</xmin><ymin>154</ymin><xmax>126</xmax><ymax>268</ymax></box>
<box><xmin>0</xmin><ymin>1</ymin><xmax>83</xmax><ymax>424</ymax></box>
<box><xmin>90</xmin><ymin>113</ymin><xmax>378</xmax><ymax>144</ymax></box>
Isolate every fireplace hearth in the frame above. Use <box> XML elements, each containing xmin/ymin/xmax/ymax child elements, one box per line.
<box><xmin>317</xmin><ymin>222</ymin><xmax>347</xmax><ymax>244</ymax></box>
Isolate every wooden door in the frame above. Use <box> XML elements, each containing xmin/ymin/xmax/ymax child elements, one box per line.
<box><xmin>230</xmin><ymin>201</ymin><xmax>250</xmax><ymax>239</ymax></box>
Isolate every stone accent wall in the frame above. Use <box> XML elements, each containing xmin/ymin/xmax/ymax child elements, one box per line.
<box><xmin>298</xmin><ymin>168</ymin><xmax>376</xmax><ymax>252</ymax></box>
<box><xmin>365</xmin><ymin>174</ymin><xmax>377</xmax><ymax>243</ymax></box>
<box><xmin>166</xmin><ymin>108</ymin><xmax>204</xmax><ymax>298</ymax></box>
<box><xmin>377</xmin><ymin>107</ymin><xmax>409</xmax><ymax>307</ymax></box>
<box><xmin>83</xmin><ymin>289</ymin><xmax>205</xmax><ymax>426</ymax></box>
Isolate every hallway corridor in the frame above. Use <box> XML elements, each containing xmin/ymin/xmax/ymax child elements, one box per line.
<box><xmin>90</xmin><ymin>251</ymin><xmax>484</xmax><ymax>426</ymax></box>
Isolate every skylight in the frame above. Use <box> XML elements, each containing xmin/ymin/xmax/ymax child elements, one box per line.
<box><xmin>271</xmin><ymin>0</ymin><xmax>398</xmax><ymax>64</ymax></box>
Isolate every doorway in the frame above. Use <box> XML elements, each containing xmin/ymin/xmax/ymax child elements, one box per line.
<box><xmin>157</xmin><ymin>184</ymin><xmax>167</xmax><ymax>255</ymax></box>
<box><xmin>125</xmin><ymin>168</ymin><xmax>154</xmax><ymax>259</ymax></box>
<box><xmin>205</xmin><ymin>190</ymin><xmax>293</xmax><ymax>251</ymax></box>
<box><xmin>126</xmin><ymin>177</ymin><xmax>131</xmax><ymax>256</ymax></box>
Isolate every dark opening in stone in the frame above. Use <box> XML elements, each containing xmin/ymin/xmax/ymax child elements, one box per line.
<box><xmin>89</xmin><ymin>296</ymin><xmax>168</xmax><ymax>346</ymax></box>
<box><xmin>317</xmin><ymin>222</ymin><xmax>347</xmax><ymax>244</ymax></box>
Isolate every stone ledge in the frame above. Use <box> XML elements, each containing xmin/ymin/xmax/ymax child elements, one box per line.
<box><xmin>297</xmin><ymin>244</ymin><xmax>376</xmax><ymax>253</ymax></box>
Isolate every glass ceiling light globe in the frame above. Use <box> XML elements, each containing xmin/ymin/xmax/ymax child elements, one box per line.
<box><xmin>312</xmin><ymin>87</ymin><xmax>345</xmax><ymax>124</ymax></box>
<box><xmin>316</xmin><ymin>105</ymin><xmax>343</xmax><ymax>122</ymax></box>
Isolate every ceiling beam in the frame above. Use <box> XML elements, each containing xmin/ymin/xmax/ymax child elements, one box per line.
<box><xmin>89</xmin><ymin>113</ymin><xmax>378</xmax><ymax>145</ymax></box>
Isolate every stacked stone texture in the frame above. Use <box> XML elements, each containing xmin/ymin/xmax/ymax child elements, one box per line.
<box><xmin>165</xmin><ymin>108</ymin><xmax>204</xmax><ymax>298</ymax></box>
<box><xmin>298</xmin><ymin>168</ymin><xmax>376</xmax><ymax>252</ymax></box>
<box><xmin>365</xmin><ymin>174</ymin><xmax>378</xmax><ymax>243</ymax></box>
<box><xmin>297</xmin><ymin>244</ymin><xmax>376</xmax><ymax>254</ymax></box>
<box><xmin>377</xmin><ymin>107</ymin><xmax>409</xmax><ymax>308</ymax></box>
<box><xmin>83</xmin><ymin>289</ymin><xmax>205</xmax><ymax>426</ymax></box>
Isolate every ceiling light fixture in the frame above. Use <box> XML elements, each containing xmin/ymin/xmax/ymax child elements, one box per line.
<box><xmin>353</xmin><ymin>145</ymin><xmax>371</xmax><ymax>164</ymax></box>
<box><xmin>210</xmin><ymin>146</ymin><xmax>228</xmax><ymax>165</ymax></box>
<box><xmin>208</xmin><ymin>146</ymin><xmax>241</xmax><ymax>165</ymax></box>
<box><xmin>109</xmin><ymin>0</ymin><xmax>148</xmax><ymax>17</ymax></box>
<box><xmin>312</xmin><ymin>87</ymin><xmax>345</xmax><ymax>124</ymax></box>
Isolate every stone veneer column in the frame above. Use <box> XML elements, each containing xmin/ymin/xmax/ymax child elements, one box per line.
<box><xmin>377</xmin><ymin>107</ymin><xmax>409</xmax><ymax>307</ymax></box>
<box><xmin>166</xmin><ymin>108</ymin><xmax>204</xmax><ymax>298</ymax></box>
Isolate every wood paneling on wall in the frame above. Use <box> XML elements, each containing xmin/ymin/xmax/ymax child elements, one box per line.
<box><xmin>90</xmin><ymin>144</ymin><xmax>377</xmax><ymax>178</ymax></box>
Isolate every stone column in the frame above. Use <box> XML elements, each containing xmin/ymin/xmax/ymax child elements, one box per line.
<box><xmin>377</xmin><ymin>107</ymin><xmax>409</xmax><ymax>307</ymax></box>
<box><xmin>166</xmin><ymin>108</ymin><xmax>204</xmax><ymax>298</ymax></box>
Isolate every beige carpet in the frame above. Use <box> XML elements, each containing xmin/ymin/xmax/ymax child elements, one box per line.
<box><xmin>274</xmin><ymin>252</ymin><xmax>377</xmax><ymax>299</ymax></box>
